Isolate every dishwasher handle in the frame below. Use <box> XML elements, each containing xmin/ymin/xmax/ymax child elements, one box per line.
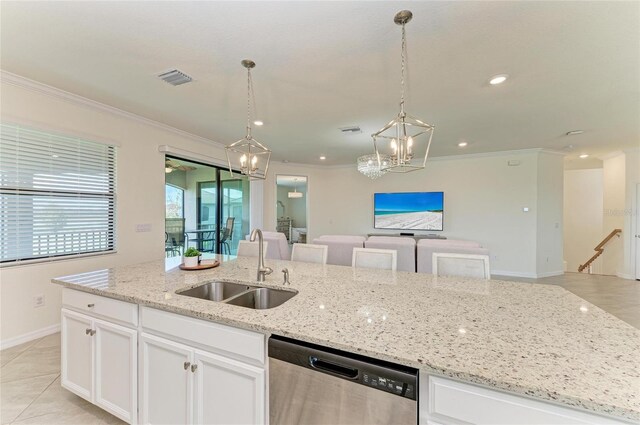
<box><xmin>309</xmin><ymin>356</ymin><xmax>359</xmax><ymax>380</ymax></box>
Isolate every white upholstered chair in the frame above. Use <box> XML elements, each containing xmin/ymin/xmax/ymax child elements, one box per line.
<box><xmin>352</xmin><ymin>248</ymin><xmax>397</xmax><ymax>271</ymax></box>
<box><xmin>291</xmin><ymin>243</ymin><xmax>328</xmax><ymax>264</ymax></box>
<box><xmin>365</xmin><ymin>236</ymin><xmax>416</xmax><ymax>272</ymax></box>
<box><xmin>312</xmin><ymin>235</ymin><xmax>366</xmax><ymax>266</ymax></box>
<box><xmin>432</xmin><ymin>252</ymin><xmax>491</xmax><ymax>279</ymax></box>
<box><xmin>237</xmin><ymin>240</ymin><xmax>268</xmax><ymax>258</ymax></box>
<box><xmin>245</xmin><ymin>231</ymin><xmax>290</xmax><ymax>260</ymax></box>
<box><xmin>417</xmin><ymin>239</ymin><xmax>489</xmax><ymax>274</ymax></box>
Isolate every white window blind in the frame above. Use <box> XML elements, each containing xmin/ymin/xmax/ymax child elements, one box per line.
<box><xmin>0</xmin><ymin>123</ymin><xmax>116</xmax><ymax>264</ymax></box>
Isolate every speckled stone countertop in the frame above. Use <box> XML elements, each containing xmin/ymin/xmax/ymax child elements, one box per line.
<box><xmin>52</xmin><ymin>256</ymin><xmax>640</xmax><ymax>421</ymax></box>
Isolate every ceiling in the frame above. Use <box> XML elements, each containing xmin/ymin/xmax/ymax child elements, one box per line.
<box><xmin>1</xmin><ymin>1</ymin><xmax>638</xmax><ymax>166</ymax></box>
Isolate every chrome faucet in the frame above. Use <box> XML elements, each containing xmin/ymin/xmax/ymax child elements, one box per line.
<box><xmin>249</xmin><ymin>229</ymin><xmax>272</xmax><ymax>282</ymax></box>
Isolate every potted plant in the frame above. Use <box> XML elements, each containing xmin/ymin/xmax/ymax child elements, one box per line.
<box><xmin>183</xmin><ymin>247</ymin><xmax>201</xmax><ymax>268</ymax></box>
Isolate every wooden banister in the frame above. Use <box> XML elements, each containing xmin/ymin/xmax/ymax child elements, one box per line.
<box><xmin>578</xmin><ymin>229</ymin><xmax>622</xmax><ymax>273</ymax></box>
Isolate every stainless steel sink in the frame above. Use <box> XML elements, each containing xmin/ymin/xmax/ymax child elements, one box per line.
<box><xmin>224</xmin><ymin>287</ymin><xmax>297</xmax><ymax>310</ymax></box>
<box><xmin>176</xmin><ymin>281</ymin><xmax>297</xmax><ymax>309</ymax></box>
<box><xmin>176</xmin><ymin>281</ymin><xmax>253</xmax><ymax>302</ymax></box>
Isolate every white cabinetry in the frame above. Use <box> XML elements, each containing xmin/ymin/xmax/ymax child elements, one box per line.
<box><xmin>420</xmin><ymin>374</ymin><xmax>627</xmax><ymax>425</ymax></box>
<box><xmin>139</xmin><ymin>307</ymin><xmax>266</xmax><ymax>425</ymax></box>
<box><xmin>61</xmin><ymin>289</ymin><xmax>138</xmax><ymax>424</ymax></box>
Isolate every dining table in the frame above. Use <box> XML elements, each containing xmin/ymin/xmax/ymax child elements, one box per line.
<box><xmin>185</xmin><ymin>228</ymin><xmax>217</xmax><ymax>252</ymax></box>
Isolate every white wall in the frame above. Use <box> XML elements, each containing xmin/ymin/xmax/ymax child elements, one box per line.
<box><xmin>563</xmin><ymin>169</ymin><xmax>604</xmax><ymax>274</ymax></box>
<box><xmin>0</xmin><ymin>75</ymin><xmax>230</xmax><ymax>346</ymax></box>
<box><xmin>622</xmin><ymin>149</ymin><xmax>639</xmax><ymax>279</ymax></box>
<box><xmin>602</xmin><ymin>154</ymin><xmax>625</xmax><ymax>275</ymax></box>
<box><xmin>536</xmin><ymin>152</ymin><xmax>565</xmax><ymax>277</ymax></box>
<box><xmin>263</xmin><ymin>151</ymin><xmax>563</xmax><ymax>278</ymax></box>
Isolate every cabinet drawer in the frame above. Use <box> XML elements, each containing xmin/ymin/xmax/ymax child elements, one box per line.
<box><xmin>426</xmin><ymin>375</ymin><xmax>626</xmax><ymax>425</ymax></box>
<box><xmin>141</xmin><ymin>307</ymin><xmax>265</xmax><ymax>366</ymax></box>
<box><xmin>62</xmin><ymin>288</ymin><xmax>138</xmax><ymax>328</ymax></box>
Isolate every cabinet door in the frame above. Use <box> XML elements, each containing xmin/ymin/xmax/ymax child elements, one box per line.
<box><xmin>94</xmin><ymin>319</ymin><xmax>137</xmax><ymax>424</ymax></box>
<box><xmin>193</xmin><ymin>349</ymin><xmax>265</xmax><ymax>425</ymax></box>
<box><xmin>61</xmin><ymin>309</ymin><xmax>93</xmax><ymax>401</ymax></box>
<box><xmin>140</xmin><ymin>333</ymin><xmax>193</xmax><ymax>425</ymax></box>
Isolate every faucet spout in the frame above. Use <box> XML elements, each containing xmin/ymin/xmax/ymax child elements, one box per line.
<box><xmin>249</xmin><ymin>229</ymin><xmax>272</xmax><ymax>282</ymax></box>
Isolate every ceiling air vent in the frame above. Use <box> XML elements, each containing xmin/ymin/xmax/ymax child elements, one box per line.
<box><xmin>339</xmin><ymin>126</ymin><xmax>362</xmax><ymax>134</ymax></box>
<box><xmin>157</xmin><ymin>69</ymin><xmax>193</xmax><ymax>86</ymax></box>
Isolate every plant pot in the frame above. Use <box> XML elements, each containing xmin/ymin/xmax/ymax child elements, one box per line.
<box><xmin>183</xmin><ymin>256</ymin><xmax>199</xmax><ymax>268</ymax></box>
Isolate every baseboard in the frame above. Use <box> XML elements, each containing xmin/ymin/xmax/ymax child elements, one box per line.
<box><xmin>616</xmin><ymin>272</ymin><xmax>635</xmax><ymax>280</ymax></box>
<box><xmin>536</xmin><ymin>270</ymin><xmax>564</xmax><ymax>278</ymax></box>
<box><xmin>0</xmin><ymin>323</ymin><xmax>60</xmax><ymax>351</ymax></box>
<box><xmin>491</xmin><ymin>270</ymin><xmax>538</xmax><ymax>279</ymax></box>
<box><xmin>492</xmin><ymin>270</ymin><xmax>564</xmax><ymax>279</ymax></box>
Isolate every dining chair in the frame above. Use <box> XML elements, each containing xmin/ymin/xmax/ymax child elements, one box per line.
<box><xmin>291</xmin><ymin>243</ymin><xmax>328</xmax><ymax>264</ymax></box>
<box><xmin>432</xmin><ymin>253</ymin><xmax>491</xmax><ymax>279</ymax></box>
<box><xmin>219</xmin><ymin>217</ymin><xmax>235</xmax><ymax>255</ymax></box>
<box><xmin>237</xmin><ymin>240</ymin><xmax>268</xmax><ymax>258</ymax></box>
<box><xmin>352</xmin><ymin>248</ymin><xmax>397</xmax><ymax>271</ymax></box>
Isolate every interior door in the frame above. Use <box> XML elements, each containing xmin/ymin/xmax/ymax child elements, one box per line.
<box><xmin>140</xmin><ymin>333</ymin><xmax>193</xmax><ymax>425</ymax></box>
<box><xmin>192</xmin><ymin>349</ymin><xmax>265</xmax><ymax>425</ymax></box>
<box><xmin>61</xmin><ymin>309</ymin><xmax>93</xmax><ymax>402</ymax></box>
<box><xmin>94</xmin><ymin>319</ymin><xmax>137</xmax><ymax>424</ymax></box>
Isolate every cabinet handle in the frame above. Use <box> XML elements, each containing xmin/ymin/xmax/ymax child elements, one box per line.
<box><xmin>183</xmin><ymin>361</ymin><xmax>191</xmax><ymax>370</ymax></box>
<box><xmin>87</xmin><ymin>303</ymin><xmax>95</xmax><ymax>308</ymax></box>
<box><xmin>85</xmin><ymin>328</ymin><xmax>92</xmax><ymax>335</ymax></box>
<box><xmin>191</xmin><ymin>364</ymin><xmax>198</xmax><ymax>373</ymax></box>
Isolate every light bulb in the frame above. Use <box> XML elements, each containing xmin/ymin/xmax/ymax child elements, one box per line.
<box><xmin>240</xmin><ymin>154</ymin><xmax>247</xmax><ymax>167</ymax></box>
<box><xmin>165</xmin><ymin>167</ymin><xmax>173</xmax><ymax>173</ymax></box>
<box><xmin>407</xmin><ymin>137</ymin><xmax>413</xmax><ymax>147</ymax></box>
<box><xmin>391</xmin><ymin>139</ymin><xmax>398</xmax><ymax>154</ymax></box>
<box><xmin>251</xmin><ymin>155</ymin><xmax>258</xmax><ymax>167</ymax></box>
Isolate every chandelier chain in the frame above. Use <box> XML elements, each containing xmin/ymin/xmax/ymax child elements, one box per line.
<box><xmin>246</xmin><ymin>67</ymin><xmax>253</xmax><ymax>136</ymax></box>
<box><xmin>400</xmin><ymin>23</ymin><xmax>406</xmax><ymax>112</ymax></box>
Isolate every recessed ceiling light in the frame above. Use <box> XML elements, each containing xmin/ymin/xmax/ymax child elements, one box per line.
<box><xmin>253</xmin><ymin>120</ymin><xmax>264</xmax><ymax>126</ymax></box>
<box><xmin>458</xmin><ymin>142</ymin><xmax>468</xmax><ymax>148</ymax></box>
<box><xmin>566</xmin><ymin>130</ymin><xmax>584</xmax><ymax>136</ymax></box>
<box><xmin>579</xmin><ymin>154</ymin><xmax>589</xmax><ymax>159</ymax></box>
<box><xmin>489</xmin><ymin>74</ymin><xmax>509</xmax><ymax>85</ymax></box>
<box><xmin>319</xmin><ymin>156</ymin><xmax>326</xmax><ymax>160</ymax></box>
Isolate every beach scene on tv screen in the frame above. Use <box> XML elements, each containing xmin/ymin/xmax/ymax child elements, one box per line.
<box><xmin>374</xmin><ymin>192</ymin><xmax>443</xmax><ymax>230</ymax></box>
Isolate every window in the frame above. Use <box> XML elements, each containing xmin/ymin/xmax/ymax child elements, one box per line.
<box><xmin>165</xmin><ymin>184</ymin><xmax>184</xmax><ymax>219</ymax></box>
<box><xmin>0</xmin><ymin>123</ymin><xmax>116</xmax><ymax>264</ymax></box>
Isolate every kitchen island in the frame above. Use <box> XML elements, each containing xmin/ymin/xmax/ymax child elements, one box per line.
<box><xmin>52</xmin><ymin>255</ymin><xmax>640</xmax><ymax>424</ymax></box>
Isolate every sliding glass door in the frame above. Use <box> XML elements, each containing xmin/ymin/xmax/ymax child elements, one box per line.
<box><xmin>164</xmin><ymin>156</ymin><xmax>249</xmax><ymax>257</ymax></box>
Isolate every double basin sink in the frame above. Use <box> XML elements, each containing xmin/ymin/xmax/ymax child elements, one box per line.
<box><xmin>176</xmin><ymin>280</ymin><xmax>297</xmax><ymax>310</ymax></box>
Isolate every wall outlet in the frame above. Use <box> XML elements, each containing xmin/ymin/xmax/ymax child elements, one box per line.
<box><xmin>34</xmin><ymin>294</ymin><xmax>45</xmax><ymax>308</ymax></box>
<box><xmin>136</xmin><ymin>223</ymin><xmax>152</xmax><ymax>232</ymax></box>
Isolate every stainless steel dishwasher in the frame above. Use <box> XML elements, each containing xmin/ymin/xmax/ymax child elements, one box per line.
<box><xmin>269</xmin><ymin>336</ymin><xmax>418</xmax><ymax>425</ymax></box>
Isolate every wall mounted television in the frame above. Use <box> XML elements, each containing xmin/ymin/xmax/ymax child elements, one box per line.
<box><xmin>374</xmin><ymin>192</ymin><xmax>444</xmax><ymax>231</ymax></box>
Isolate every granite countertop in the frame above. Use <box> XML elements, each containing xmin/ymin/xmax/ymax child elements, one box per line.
<box><xmin>52</xmin><ymin>256</ymin><xmax>640</xmax><ymax>421</ymax></box>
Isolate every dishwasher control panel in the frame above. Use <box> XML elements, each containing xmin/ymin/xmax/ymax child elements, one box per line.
<box><xmin>362</xmin><ymin>373</ymin><xmax>416</xmax><ymax>399</ymax></box>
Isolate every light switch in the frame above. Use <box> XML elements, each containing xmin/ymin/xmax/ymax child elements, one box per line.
<box><xmin>523</xmin><ymin>207</ymin><xmax>529</xmax><ymax>212</ymax></box>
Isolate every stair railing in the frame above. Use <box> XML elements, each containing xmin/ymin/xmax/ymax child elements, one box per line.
<box><xmin>578</xmin><ymin>229</ymin><xmax>622</xmax><ymax>273</ymax></box>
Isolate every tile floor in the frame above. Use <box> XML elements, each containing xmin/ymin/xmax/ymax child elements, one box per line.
<box><xmin>1</xmin><ymin>272</ymin><xmax>638</xmax><ymax>424</ymax></box>
<box><xmin>1</xmin><ymin>334</ymin><xmax>124</xmax><ymax>425</ymax></box>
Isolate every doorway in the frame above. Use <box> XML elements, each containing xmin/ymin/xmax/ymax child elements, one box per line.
<box><xmin>276</xmin><ymin>175</ymin><xmax>308</xmax><ymax>244</ymax></box>
<box><xmin>164</xmin><ymin>156</ymin><xmax>250</xmax><ymax>256</ymax></box>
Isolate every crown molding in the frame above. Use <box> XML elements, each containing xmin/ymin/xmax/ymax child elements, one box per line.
<box><xmin>599</xmin><ymin>150</ymin><xmax>625</xmax><ymax>160</ymax></box>
<box><xmin>0</xmin><ymin>70</ymin><xmax>227</xmax><ymax>150</ymax></box>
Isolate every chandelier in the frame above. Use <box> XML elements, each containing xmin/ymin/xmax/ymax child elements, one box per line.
<box><xmin>371</xmin><ymin>10</ymin><xmax>434</xmax><ymax>174</ymax></box>
<box><xmin>357</xmin><ymin>153</ymin><xmax>391</xmax><ymax>179</ymax></box>
<box><xmin>225</xmin><ymin>60</ymin><xmax>271</xmax><ymax>180</ymax></box>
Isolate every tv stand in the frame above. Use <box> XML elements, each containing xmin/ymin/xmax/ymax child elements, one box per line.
<box><xmin>367</xmin><ymin>233</ymin><xmax>447</xmax><ymax>240</ymax></box>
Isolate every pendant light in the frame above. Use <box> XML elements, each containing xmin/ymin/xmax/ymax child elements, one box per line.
<box><xmin>225</xmin><ymin>60</ymin><xmax>271</xmax><ymax>180</ymax></box>
<box><xmin>371</xmin><ymin>10</ymin><xmax>435</xmax><ymax>174</ymax></box>
<box><xmin>288</xmin><ymin>178</ymin><xmax>303</xmax><ymax>199</ymax></box>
